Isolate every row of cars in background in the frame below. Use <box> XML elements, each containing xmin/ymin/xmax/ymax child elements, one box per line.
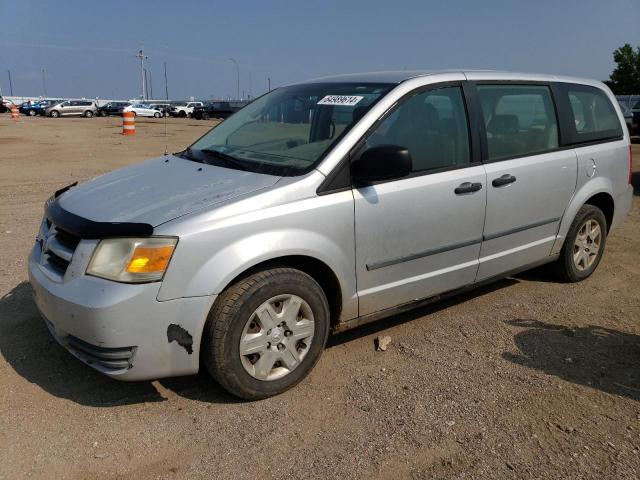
<box><xmin>0</xmin><ymin>96</ymin><xmax>249</xmax><ymax>119</ymax></box>
<box><xmin>192</xmin><ymin>100</ymin><xmax>249</xmax><ymax>119</ymax></box>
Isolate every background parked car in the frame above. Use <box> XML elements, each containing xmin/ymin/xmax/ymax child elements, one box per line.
<box><xmin>632</xmin><ymin>99</ymin><xmax>640</xmax><ymax>136</ymax></box>
<box><xmin>169</xmin><ymin>101</ymin><xmax>203</xmax><ymax>118</ymax></box>
<box><xmin>19</xmin><ymin>99</ymin><xmax>61</xmax><ymax>116</ymax></box>
<box><xmin>0</xmin><ymin>97</ymin><xmax>8</xmax><ymax>113</ymax></box>
<box><xmin>618</xmin><ymin>101</ymin><xmax>634</xmax><ymax>134</ymax></box>
<box><xmin>122</xmin><ymin>103</ymin><xmax>163</xmax><ymax>118</ymax></box>
<box><xmin>97</xmin><ymin>101</ymin><xmax>131</xmax><ymax>117</ymax></box>
<box><xmin>192</xmin><ymin>100</ymin><xmax>248</xmax><ymax>120</ymax></box>
<box><xmin>46</xmin><ymin>100</ymin><xmax>98</xmax><ymax>118</ymax></box>
<box><xmin>148</xmin><ymin>103</ymin><xmax>171</xmax><ymax>117</ymax></box>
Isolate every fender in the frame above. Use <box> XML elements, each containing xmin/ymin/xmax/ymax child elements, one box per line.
<box><xmin>157</xmin><ymin>189</ymin><xmax>359</xmax><ymax>321</ymax></box>
<box><xmin>550</xmin><ymin>176</ymin><xmax>614</xmax><ymax>255</ymax></box>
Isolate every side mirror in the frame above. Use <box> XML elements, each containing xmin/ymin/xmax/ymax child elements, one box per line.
<box><xmin>351</xmin><ymin>144</ymin><xmax>412</xmax><ymax>184</ymax></box>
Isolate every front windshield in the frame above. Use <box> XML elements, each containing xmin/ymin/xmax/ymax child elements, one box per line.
<box><xmin>188</xmin><ymin>82</ymin><xmax>393</xmax><ymax>176</ymax></box>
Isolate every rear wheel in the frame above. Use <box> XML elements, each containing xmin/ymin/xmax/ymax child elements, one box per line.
<box><xmin>28</xmin><ymin>109</ymin><xmax>37</xmax><ymax>116</ymax></box>
<box><xmin>554</xmin><ymin>205</ymin><xmax>607</xmax><ymax>282</ymax></box>
<box><xmin>202</xmin><ymin>112</ymin><xmax>209</xmax><ymax>120</ymax></box>
<box><xmin>50</xmin><ymin>110</ymin><xmax>60</xmax><ymax>118</ymax></box>
<box><xmin>178</xmin><ymin>110</ymin><xmax>186</xmax><ymax>118</ymax></box>
<box><xmin>154</xmin><ymin>112</ymin><xmax>161</xmax><ymax>118</ymax></box>
<box><xmin>84</xmin><ymin>110</ymin><xmax>94</xmax><ymax>118</ymax></box>
<box><xmin>202</xmin><ymin>268</ymin><xmax>330</xmax><ymax>400</ymax></box>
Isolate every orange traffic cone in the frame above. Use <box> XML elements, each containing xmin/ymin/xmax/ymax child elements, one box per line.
<box><xmin>122</xmin><ymin>111</ymin><xmax>135</xmax><ymax>135</ymax></box>
<box><xmin>10</xmin><ymin>104</ymin><xmax>19</xmax><ymax>121</ymax></box>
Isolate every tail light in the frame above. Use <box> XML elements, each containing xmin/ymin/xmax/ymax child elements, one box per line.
<box><xmin>630</xmin><ymin>144</ymin><xmax>634</xmax><ymax>185</ymax></box>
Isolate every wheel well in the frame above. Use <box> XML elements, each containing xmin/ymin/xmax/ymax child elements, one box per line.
<box><xmin>224</xmin><ymin>256</ymin><xmax>343</xmax><ymax>326</ymax></box>
<box><xmin>584</xmin><ymin>192</ymin><xmax>614</xmax><ymax>233</ymax></box>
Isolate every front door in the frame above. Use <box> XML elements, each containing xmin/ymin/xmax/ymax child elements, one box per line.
<box><xmin>472</xmin><ymin>83</ymin><xmax>577</xmax><ymax>280</ymax></box>
<box><xmin>354</xmin><ymin>84</ymin><xmax>487</xmax><ymax>316</ymax></box>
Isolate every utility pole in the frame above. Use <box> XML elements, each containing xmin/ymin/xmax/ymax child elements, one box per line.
<box><xmin>7</xmin><ymin>70</ymin><xmax>13</xmax><ymax>96</ymax></box>
<box><xmin>135</xmin><ymin>48</ymin><xmax>148</xmax><ymax>100</ymax></box>
<box><xmin>164</xmin><ymin>61</ymin><xmax>169</xmax><ymax>100</ymax></box>
<box><xmin>229</xmin><ymin>58</ymin><xmax>239</xmax><ymax>100</ymax></box>
<box><xmin>268</xmin><ymin>77</ymin><xmax>271</xmax><ymax>92</ymax></box>
<box><xmin>41</xmin><ymin>68</ymin><xmax>47</xmax><ymax>97</ymax></box>
<box><xmin>143</xmin><ymin>69</ymin><xmax>148</xmax><ymax>100</ymax></box>
<box><xmin>148</xmin><ymin>69</ymin><xmax>153</xmax><ymax>99</ymax></box>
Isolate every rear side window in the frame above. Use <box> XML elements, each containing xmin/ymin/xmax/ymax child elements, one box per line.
<box><xmin>476</xmin><ymin>85</ymin><xmax>559</xmax><ymax>161</ymax></box>
<box><xmin>564</xmin><ymin>85</ymin><xmax>622</xmax><ymax>144</ymax></box>
<box><xmin>366</xmin><ymin>86</ymin><xmax>471</xmax><ymax>172</ymax></box>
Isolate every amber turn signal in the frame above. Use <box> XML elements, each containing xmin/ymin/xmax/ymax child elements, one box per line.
<box><xmin>126</xmin><ymin>245</ymin><xmax>175</xmax><ymax>273</ymax></box>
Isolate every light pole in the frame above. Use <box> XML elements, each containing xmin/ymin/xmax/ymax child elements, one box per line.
<box><xmin>268</xmin><ymin>77</ymin><xmax>271</xmax><ymax>92</ymax></box>
<box><xmin>7</xmin><ymin>70</ymin><xmax>13</xmax><ymax>96</ymax></box>
<box><xmin>41</xmin><ymin>68</ymin><xmax>47</xmax><ymax>97</ymax></box>
<box><xmin>229</xmin><ymin>58</ymin><xmax>239</xmax><ymax>100</ymax></box>
<box><xmin>136</xmin><ymin>48</ymin><xmax>148</xmax><ymax>100</ymax></box>
<box><xmin>164</xmin><ymin>61</ymin><xmax>169</xmax><ymax>100</ymax></box>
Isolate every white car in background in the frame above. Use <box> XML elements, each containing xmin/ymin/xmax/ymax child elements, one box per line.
<box><xmin>122</xmin><ymin>104</ymin><xmax>163</xmax><ymax>118</ymax></box>
<box><xmin>170</xmin><ymin>101</ymin><xmax>203</xmax><ymax>118</ymax></box>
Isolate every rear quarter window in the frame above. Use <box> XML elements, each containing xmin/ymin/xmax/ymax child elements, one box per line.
<box><xmin>563</xmin><ymin>84</ymin><xmax>623</xmax><ymax>144</ymax></box>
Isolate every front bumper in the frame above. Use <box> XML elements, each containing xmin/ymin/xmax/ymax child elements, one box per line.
<box><xmin>28</xmin><ymin>242</ymin><xmax>215</xmax><ymax>381</ymax></box>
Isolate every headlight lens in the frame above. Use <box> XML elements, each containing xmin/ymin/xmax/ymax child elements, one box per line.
<box><xmin>87</xmin><ymin>237</ymin><xmax>177</xmax><ymax>283</ymax></box>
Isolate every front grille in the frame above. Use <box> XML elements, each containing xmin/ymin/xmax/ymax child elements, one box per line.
<box><xmin>43</xmin><ymin>225</ymin><xmax>81</xmax><ymax>276</ymax></box>
<box><xmin>67</xmin><ymin>335</ymin><xmax>136</xmax><ymax>371</ymax></box>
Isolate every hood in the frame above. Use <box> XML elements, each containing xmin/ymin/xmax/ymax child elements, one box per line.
<box><xmin>58</xmin><ymin>155</ymin><xmax>281</xmax><ymax>226</ymax></box>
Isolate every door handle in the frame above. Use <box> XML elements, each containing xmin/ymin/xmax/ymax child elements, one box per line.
<box><xmin>454</xmin><ymin>182</ymin><xmax>483</xmax><ymax>195</ymax></box>
<box><xmin>492</xmin><ymin>174</ymin><xmax>516</xmax><ymax>187</ymax></box>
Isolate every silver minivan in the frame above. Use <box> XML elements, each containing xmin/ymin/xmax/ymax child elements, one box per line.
<box><xmin>29</xmin><ymin>71</ymin><xmax>633</xmax><ymax>399</ymax></box>
<box><xmin>46</xmin><ymin>99</ymin><xmax>98</xmax><ymax>118</ymax></box>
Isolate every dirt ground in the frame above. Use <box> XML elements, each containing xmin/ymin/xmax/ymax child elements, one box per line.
<box><xmin>0</xmin><ymin>114</ymin><xmax>639</xmax><ymax>480</ymax></box>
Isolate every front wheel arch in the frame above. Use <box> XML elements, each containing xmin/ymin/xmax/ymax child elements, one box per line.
<box><xmin>219</xmin><ymin>255</ymin><xmax>343</xmax><ymax>328</ymax></box>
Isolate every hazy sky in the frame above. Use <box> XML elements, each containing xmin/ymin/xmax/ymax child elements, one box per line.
<box><xmin>1</xmin><ymin>0</ymin><xmax>638</xmax><ymax>100</ymax></box>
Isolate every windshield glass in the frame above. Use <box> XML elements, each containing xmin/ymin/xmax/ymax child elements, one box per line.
<box><xmin>187</xmin><ymin>82</ymin><xmax>393</xmax><ymax>176</ymax></box>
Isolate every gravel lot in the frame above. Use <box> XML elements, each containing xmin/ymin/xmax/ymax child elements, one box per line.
<box><xmin>1</xmin><ymin>115</ymin><xmax>639</xmax><ymax>479</ymax></box>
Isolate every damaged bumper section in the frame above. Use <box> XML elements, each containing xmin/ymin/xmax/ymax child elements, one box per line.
<box><xmin>28</xmin><ymin>244</ymin><xmax>215</xmax><ymax>381</ymax></box>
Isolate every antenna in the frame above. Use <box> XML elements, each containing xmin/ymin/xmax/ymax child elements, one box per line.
<box><xmin>163</xmin><ymin>53</ymin><xmax>169</xmax><ymax>155</ymax></box>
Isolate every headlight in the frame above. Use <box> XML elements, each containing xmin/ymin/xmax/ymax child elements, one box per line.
<box><xmin>87</xmin><ymin>237</ymin><xmax>177</xmax><ymax>283</ymax></box>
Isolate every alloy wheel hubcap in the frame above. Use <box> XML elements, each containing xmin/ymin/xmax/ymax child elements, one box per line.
<box><xmin>239</xmin><ymin>294</ymin><xmax>315</xmax><ymax>381</ymax></box>
<box><xmin>573</xmin><ymin>219</ymin><xmax>601</xmax><ymax>271</ymax></box>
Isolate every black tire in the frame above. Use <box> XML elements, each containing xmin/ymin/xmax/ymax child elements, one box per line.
<box><xmin>50</xmin><ymin>110</ymin><xmax>60</xmax><ymax>118</ymax></box>
<box><xmin>154</xmin><ymin>112</ymin><xmax>161</xmax><ymax>118</ymax></box>
<box><xmin>202</xmin><ymin>268</ymin><xmax>330</xmax><ymax>400</ymax></box>
<box><xmin>553</xmin><ymin>204</ymin><xmax>607</xmax><ymax>282</ymax></box>
<box><xmin>178</xmin><ymin>110</ymin><xmax>186</xmax><ymax>118</ymax></box>
<box><xmin>84</xmin><ymin>110</ymin><xmax>94</xmax><ymax>118</ymax></box>
<box><xmin>99</xmin><ymin>111</ymin><xmax>107</xmax><ymax>117</ymax></box>
<box><xmin>201</xmin><ymin>112</ymin><xmax>209</xmax><ymax>120</ymax></box>
<box><xmin>28</xmin><ymin>109</ymin><xmax>37</xmax><ymax>116</ymax></box>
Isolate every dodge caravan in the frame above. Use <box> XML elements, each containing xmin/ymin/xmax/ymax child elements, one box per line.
<box><xmin>29</xmin><ymin>71</ymin><xmax>633</xmax><ymax>399</ymax></box>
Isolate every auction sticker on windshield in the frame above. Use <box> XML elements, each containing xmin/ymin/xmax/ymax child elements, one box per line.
<box><xmin>317</xmin><ymin>95</ymin><xmax>363</xmax><ymax>106</ymax></box>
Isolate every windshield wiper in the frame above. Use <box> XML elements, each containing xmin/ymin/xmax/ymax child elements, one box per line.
<box><xmin>199</xmin><ymin>148</ymin><xmax>249</xmax><ymax>171</ymax></box>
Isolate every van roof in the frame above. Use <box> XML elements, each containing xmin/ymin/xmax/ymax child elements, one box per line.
<box><xmin>303</xmin><ymin>70</ymin><xmax>605</xmax><ymax>88</ymax></box>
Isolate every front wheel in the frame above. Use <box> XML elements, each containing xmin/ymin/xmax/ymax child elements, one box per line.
<box><xmin>50</xmin><ymin>110</ymin><xmax>60</xmax><ymax>118</ymax></box>
<box><xmin>28</xmin><ymin>109</ymin><xmax>37</xmax><ymax>116</ymax></box>
<box><xmin>84</xmin><ymin>110</ymin><xmax>94</xmax><ymax>118</ymax></box>
<box><xmin>202</xmin><ymin>268</ymin><xmax>330</xmax><ymax>400</ymax></box>
<box><xmin>154</xmin><ymin>112</ymin><xmax>161</xmax><ymax>118</ymax></box>
<box><xmin>553</xmin><ymin>204</ymin><xmax>607</xmax><ymax>282</ymax></box>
